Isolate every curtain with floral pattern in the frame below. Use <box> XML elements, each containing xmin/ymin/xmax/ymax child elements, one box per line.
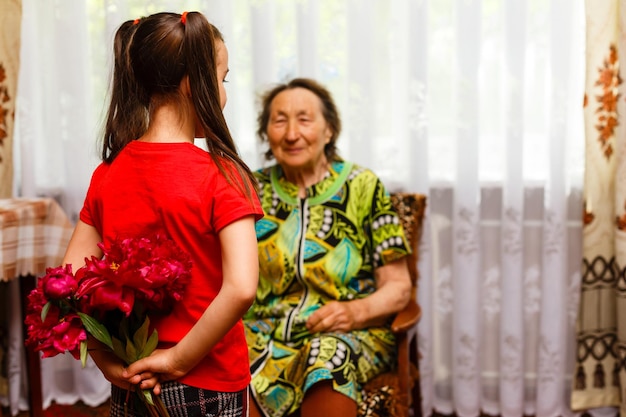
<box><xmin>572</xmin><ymin>0</ymin><xmax>626</xmax><ymax>414</ymax></box>
<box><xmin>0</xmin><ymin>0</ymin><xmax>21</xmax><ymax>198</ymax></box>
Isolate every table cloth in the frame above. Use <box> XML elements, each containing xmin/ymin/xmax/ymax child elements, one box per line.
<box><xmin>0</xmin><ymin>198</ymin><xmax>72</xmax><ymax>281</ymax></box>
<box><xmin>0</xmin><ymin>198</ymin><xmax>73</xmax><ymax>417</ymax></box>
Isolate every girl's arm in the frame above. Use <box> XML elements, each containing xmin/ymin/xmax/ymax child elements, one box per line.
<box><xmin>63</xmin><ymin>220</ymin><xmax>103</xmax><ymax>269</ymax></box>
<box><xmin>64</xmin><ymin>220</ymin><xmax>155</xmax><ymax>389</ymax></box>
<box><xmin>123</xmin><ymin>215</ymin><xmax>259</xmax><ymax>389</ymax></box>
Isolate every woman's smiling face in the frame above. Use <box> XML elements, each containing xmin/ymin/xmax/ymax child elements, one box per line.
<box><xmin>266</xmin><ymin>87</ymin><xmax>332</xmax><ymax>172</ymax></box>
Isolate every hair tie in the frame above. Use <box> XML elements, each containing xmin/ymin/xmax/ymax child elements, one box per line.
<box><xmin>181</xmin><ymin>11</ymin><xmax>188</xmax><ymax>25</ymax></box>
<box><xmin>133</xmin><ymin>18</ymin><xmax>140</xmax><ymax>25</ymax></box>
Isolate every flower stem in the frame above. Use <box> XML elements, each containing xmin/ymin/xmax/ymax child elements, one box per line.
<box><xmin>141</xmin><ymin>391</ymin><xmax>170</xmax><ymax>417</ymax></box>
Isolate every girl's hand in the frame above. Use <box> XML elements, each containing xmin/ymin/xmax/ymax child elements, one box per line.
<box><xmin>123</xmin><ymin>347</ymin><xmax>188</xmax><ymax>394</ymax></box>
<box><xmin>91</xmin><ymin>348</ymin><xmax>159</xmax><ymax>392</ymax></box>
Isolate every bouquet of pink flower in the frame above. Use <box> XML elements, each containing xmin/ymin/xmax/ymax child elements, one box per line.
<box><xmin>25</xmin><ymin>233</ymin><xmax>192</xmax><ymax>417</ymax></box>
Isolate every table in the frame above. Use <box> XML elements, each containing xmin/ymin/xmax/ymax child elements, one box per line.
<box><xmin>0</xmin><ymin>198</ymin><xmax>73</xmax><ymax>417</ymax></box>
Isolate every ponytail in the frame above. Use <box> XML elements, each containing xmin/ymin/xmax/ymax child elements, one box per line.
<box><xmin>101</xmin><ymin>19</ymin><xmax>147</xmax><ymax>163</ymax></box>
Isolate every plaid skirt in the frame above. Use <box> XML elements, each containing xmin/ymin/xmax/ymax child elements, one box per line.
<box><xmin>110</xmin><ymin>381</ymin><xmax>249</xmax><ymax>417</ymax></box>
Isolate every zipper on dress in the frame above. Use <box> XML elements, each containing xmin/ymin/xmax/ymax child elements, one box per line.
<box><xmin>283</xmin><ymin>197</ymin><xmax>310</xmax><ymax>342</ymax></box>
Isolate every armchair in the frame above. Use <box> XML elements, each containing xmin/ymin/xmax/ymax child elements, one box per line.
<box><xmin>359</xmin><ymin>192</ymin><xmax>427</xmax><ymax>417</ymax></box>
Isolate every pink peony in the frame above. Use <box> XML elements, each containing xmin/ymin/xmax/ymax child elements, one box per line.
<box><xmin>40</xmin><ymin>264</ymin><xmax>78</xmax><ymax>300</ymax></box>
<box><xmin>25</xmin><ymin>303</ymin><xmax>85</xmax><ymax>359</ymax></box>
<box><xmin>77</xmin><ymin>234</ymin><xmax>191</xmax><ymax>314</ymax></box>
<box><xmin>24</xmin><ymin>233</ymin><xmax>192</xmax><ymax>417</ymax></box>
<box><xmin>49</xmin><ymin>314</ymin><xmax>87</xmax><ymax>360</ymax></box>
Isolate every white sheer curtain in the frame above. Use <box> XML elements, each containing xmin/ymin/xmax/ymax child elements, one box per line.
<box><xmin>10</xmin><ymin>0</ymin><xmax>585</xmax><ymax>416</ymax></box>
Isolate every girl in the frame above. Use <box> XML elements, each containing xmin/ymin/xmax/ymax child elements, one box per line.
<box><xmin>63</xmin><ymin>11</ymin><xmax>262</xmax><ymax>417</ymax></box>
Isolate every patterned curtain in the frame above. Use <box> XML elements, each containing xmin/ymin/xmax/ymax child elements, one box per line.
<box><xmin>0</xmin><ymin>0</ymin><xmax>21</xmax><ymax>198</ymax></box>
<box><xmin>572</xmin><ymin>0</ymin><xmax>625</xmax><ymax>414</ymax></box>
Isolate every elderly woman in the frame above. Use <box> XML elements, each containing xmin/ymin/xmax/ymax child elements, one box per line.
<box><xmin>244</xmin><ymin>78</ymin><xmax>412</xmax><ymax>417</ymax></box>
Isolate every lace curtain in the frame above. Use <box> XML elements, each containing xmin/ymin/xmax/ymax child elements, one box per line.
<box><xmin>9</xmin><ymin>0</ymin><xmax>586</xmax><ymax>416</ymax></box>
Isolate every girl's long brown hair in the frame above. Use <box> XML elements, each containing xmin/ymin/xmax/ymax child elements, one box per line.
<box><xmin>101</xmin><ymin>12</ymin><xmax>257</xmax><ymax>195</ymax></box>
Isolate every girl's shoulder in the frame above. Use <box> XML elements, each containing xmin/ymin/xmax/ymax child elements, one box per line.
<box><xmin>89</xmin><ymin>161</ymin><xmax>112</xmax><ymax>181</ymax></box>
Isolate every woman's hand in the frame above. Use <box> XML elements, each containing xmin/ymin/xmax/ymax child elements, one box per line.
<box><xmin>306</xmin><ymin>301</ymin><xmax>357</xmax><ymax>333</ymax></box>
<box><xmin>306</xmin><ymin>258</ymin><xmax>412</xmax><ymax>333</ymax></box>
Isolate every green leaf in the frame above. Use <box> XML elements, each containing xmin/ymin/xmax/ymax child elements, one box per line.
<box><xmin>118</xmin><ymin>317</ymin><xmax>130</xmax><ymax>341</ymax></box>
<box><xmin>125</xmin><ymin>337</ymin><xmax>138</xmax><ymax>363</ymax></box>
<box><xmin>142</xmin><ymin>389</ymin><xmax>155</xmax><ymax>406</ymax></box>
<box><xmin>133</xmin><ymin>316</ymin><xmax>150</xmax><ymax>354</ymax></box>
<box><xmin>80</xmin><ymin>340</ymin><xmax>88</xmax><ymax>368</ymax></box>
<box><xmin>142</xmin><ymin>329</ymin><xmax>159</xmax><ymax>359</ymax></box>
<box><xmin>41</xmin><ymin>302</ymin><xmax>51</xmax><ymax>322</ymax></box>
<box><xmin>78</xmin><ymin>313</ymin><xmax>113</xmax><ymax>350</ymax></box>
<box><xmin>111</xmin><ymin>336</ymin><xmax>129</xmax><ymax>364</ymax></box>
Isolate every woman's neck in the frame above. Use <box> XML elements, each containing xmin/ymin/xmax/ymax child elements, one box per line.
<box><xmin>282</xmin><ymin>159</ymin><xmax>329</xmax><ymax>197</ymax></box>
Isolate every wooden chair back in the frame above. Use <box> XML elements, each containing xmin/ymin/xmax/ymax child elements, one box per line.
<box><xmin>359</xmin><ymin>192</ymin><xmax>427</xmax><ymax>417</ymax></box>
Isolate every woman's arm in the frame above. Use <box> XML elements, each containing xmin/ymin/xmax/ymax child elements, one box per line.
<box><xmin>306</xmin><ymin>257</ymin><xmax>412</xmax><ymax>333</ymax></box>
<box><xmin>123</xmin><ymin>215</ymin><xmax>259</xmax><ymax>388</ymax></box>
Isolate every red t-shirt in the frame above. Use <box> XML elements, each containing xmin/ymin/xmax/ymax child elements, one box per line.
<box><xmin>80</xmin><ymin>140</ymin><xmax>263</xmax><ymax>392</ymax></box>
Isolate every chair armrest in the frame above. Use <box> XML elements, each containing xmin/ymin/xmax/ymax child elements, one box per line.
<box><xmin>391</xmin><ymin>300</ymin><xmax>422</xmax><ymax>333</ymax></box>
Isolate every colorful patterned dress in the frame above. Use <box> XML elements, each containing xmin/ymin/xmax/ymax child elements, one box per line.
<box><xmin>244</xmin><ymin>160</ymin><xmax>411</xmax><ymax>416</ymax></box>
